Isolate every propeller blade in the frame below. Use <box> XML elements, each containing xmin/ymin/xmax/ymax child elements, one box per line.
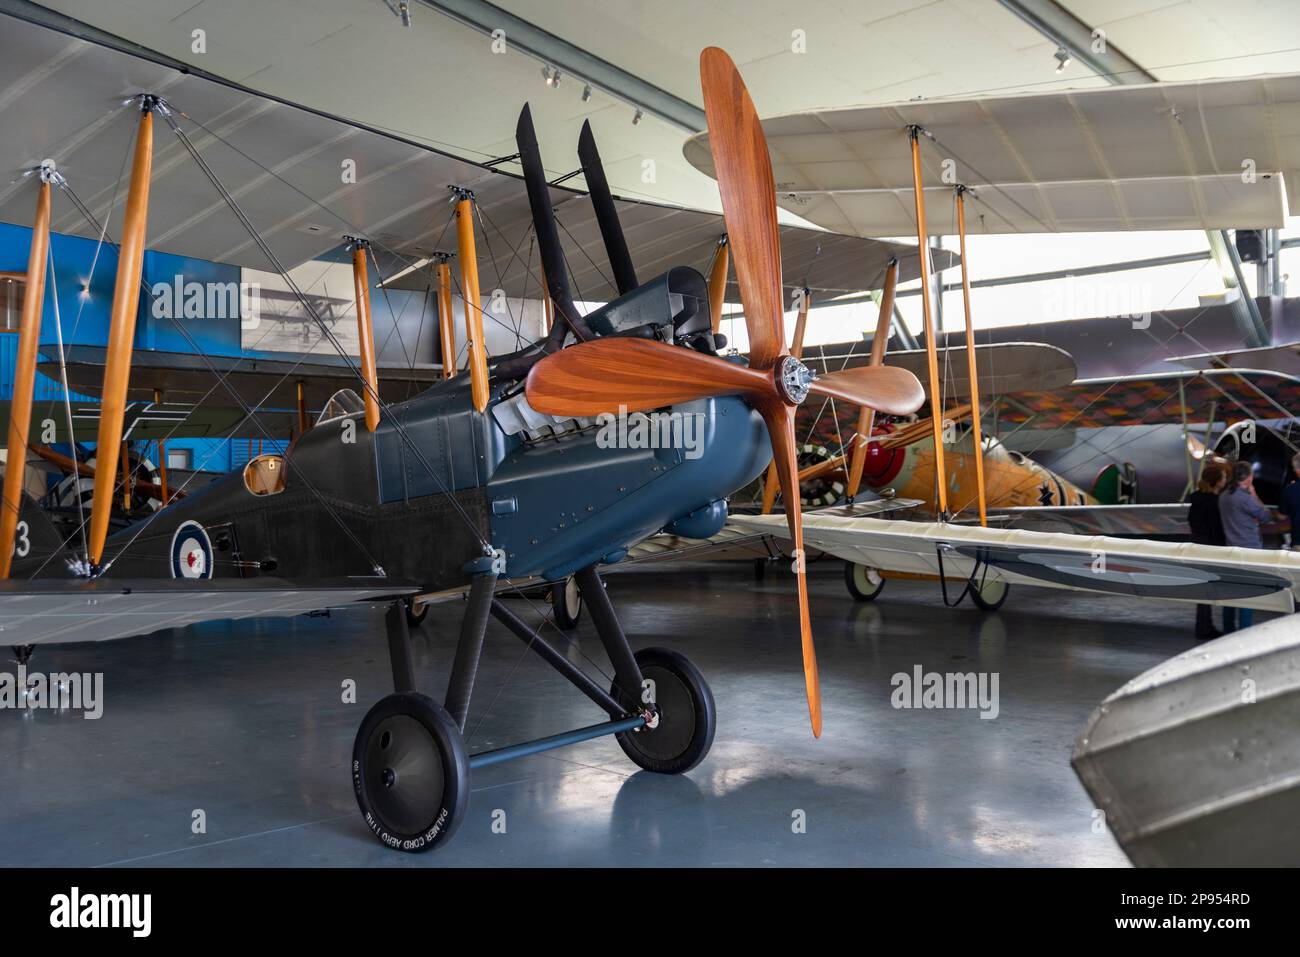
<box><xmin>700</xmin><ymin>47</ymin><xmax>786</xmax><ymax>371</ymax></box>
<box><xmin>809</xmin><ymin>365</ymin><xmax>926</xmax><ymax>416</ymax></box>
<box><xmin>760</xmin><ymin>401</ymin><xmax>822</xmax><ymax>738</ymax></box>
<box><xmin>525</xmin><ymin>336</ymin><xmax>770</xmax><ymax>417</ymax></box>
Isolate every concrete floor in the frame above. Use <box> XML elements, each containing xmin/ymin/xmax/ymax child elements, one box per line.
<box><xmin>0</xmin><ymin>561</ymin><xmax>1221</xmax><ymax>867</ymax></box>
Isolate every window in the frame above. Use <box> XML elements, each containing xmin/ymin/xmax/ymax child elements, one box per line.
<box><xmin>0</xmin><ymin>272</ymin><xmax>25</xmax><ymax>332</ymax></box>
<box><xmin>167</xmin><ymin>448</ymin><xmax>193</xmax><ymax>470</ymax></box>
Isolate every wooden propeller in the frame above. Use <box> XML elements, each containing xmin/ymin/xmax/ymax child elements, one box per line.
<box><xmin>525</xmin><ymin>47</ymin><xmax>925</xmax><ymax>738</ymax></box>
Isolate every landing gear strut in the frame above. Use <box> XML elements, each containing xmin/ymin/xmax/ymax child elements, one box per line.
<box><xmin>352</xmin><ymin>565</ymin><xmax>714</xmax><ymax>852</ymax></box>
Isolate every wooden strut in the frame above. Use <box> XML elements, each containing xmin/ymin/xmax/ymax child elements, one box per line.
<box><xmin>30</xmin><ymin>444</ymin><xmax>180</xmax><ymax>503</ymax></box>
<box><xmin>348</xmin><ymin>238</ymin><xmax>381</xmax><ymax>431</ymax></box>
<box><xmin>846</xmin><ymin>259</ymin><xmax>899</xmax><ymax>501</ymax></box>
<box><xmin>455</xmin><ymin>194</ymin><xmax>489</xmax><ymax>412</ymax></box>
<box><xmin>955</xmin><ymin>188</ymin><xmax>987</xmax><ymax>526</ymax></box>
<box><xmin>0</xmin><ymin>176</ymin><xmax>51</xmax><ymax>578</ymax></box>
<box><xmin>760</xmin><ymin>288</ymin><xmax>811</xmax><ymax>514</ymax></box>
<box><xmin>707</xmin><ymin>235</ymin><xmax>730</xmax><ymax>333</ymax></box>
<box><xmin>296</xmin><ymin>380</ymin><xmax>308</xmax><ymax>436</ymax></box>
<box><xmin>88</xmin><ymin>102</ymin><xmax>155</xmax><ymax>570</ymax></box>
<box><xmin>436</xmin><ymin>258</ymin><xmax>456</xmax><ymax>379</ymax></box>
<box><xmin>909</xmin><ymin>127</ymin><xmax>949</xmax><ymax>518</ymax></box>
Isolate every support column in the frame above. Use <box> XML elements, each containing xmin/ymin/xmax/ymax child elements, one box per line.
<box><xmin>0</xmin><ymin>173</ymin><xmax>51</xmax><ymax>578</ymax></box>
<box><xmin>88</xmin><ymin>99</ymin><xmax>156</xmax><ymax>570</ymax></box>
<box><xmin>295</xmin><ymin>381</ymin><xmax>308</xmax><ymax>436</ymax></box>
<box><xmin>454</xmin><ymin>190</ymin><xmax>489</xmax><ymax>412</ymax></box>
<box><xmin>955</xmin><ymin>188</ymin><xmax>987</xmax><ymax>526</ymax></box>
<box><xmin>908</xmin><ymin>126</ymin><xmax>949</xmax><ymax>519</ymax></box>
<box><xmin>347</xmin><ymin>237</ymin><xmax>381</xmax><ymax>432</ymax></box>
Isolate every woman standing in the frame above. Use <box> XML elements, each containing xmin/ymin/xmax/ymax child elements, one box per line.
<box><xmin>1187</xmin><ymin>463</ymin><xmax>1227</xmax><ymax>640</ymax></box>
<box><xmin>1218</xmin><ymin>460</ymin><xmax>1278</xmax><ymax>632</ymax></box>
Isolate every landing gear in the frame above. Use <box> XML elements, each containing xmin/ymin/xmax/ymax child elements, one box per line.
<box><xmin>614</xmin><ymin>647</ymin><xmax>716</xmax><ymax>774</ymax></box>
<box><xmin>550</xmin><ymin>575</ymin><xmax>583</xmax><ymax>630</ymax></box>
<box><xmin>968</xmin><ymin>577</ymin><xmax>1009</xmax><ymax>611</ymax></box>
<box><xmin>844</xmin><ymin>562</ymin><xmax>885</xmax><ymax>601</ymax></box>
<box><xmin>355</xmin><ymin>563</ymin><xmax>701</xmax><ymax>853</ymax></box>
<box><xmin>403</xmin><ymin>597</ymin><xmax>428</xmax><ymax>629</ymax></box>
<box><xmin>351</xmin><ymin>692</ymin><xmax>470</xmax><ymax>853</ymax></box>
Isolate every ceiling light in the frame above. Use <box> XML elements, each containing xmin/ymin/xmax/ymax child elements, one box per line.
<box><xmin>1054</xmin><ymin>46</ymin><xmax>1072</xmax><ymax>74</ymax></box>
<box><xmin>582</xmin><ymin>84</ymin><xmax>592</xmax><ymax>102</ymax></box>
<box><xmin>632</xmin><ymin>108</ymin><xmax>643</xmax><ymax>125</ymax></box>
<box><xmin>385</xmin><ymin>0</ymin><xmax>411</xmax><ymax>27</ymax></box>
<box><xmin>541</xmin><ymin>65</ymin><xmax>560</xmax><ymax>87</ymax></box>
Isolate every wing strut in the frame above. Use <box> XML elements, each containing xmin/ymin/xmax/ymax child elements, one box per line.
<box><xmin>908</xmin><ymin>126</ymin><xmax>949</xmax><ymax>519</ymax></box>
<box><xmin>0</xmin><ymin>170</ymin><xmax>51</xmax><ymax>578</ymax></box>
<box><xmin>88</xmin><ymin>97</ymin><xmax>156</xmax><ymax>571</ymax></box>
<box><xmin>347</xmin><ymin>237</ymin><xmax>382</xmax><ymax>431</ymax></box>
<box><xmin>435</xmin><ymin>254</ymin><xmax>456</xmax><ymax>379</ymax></box>
<box><xmin>955</xmin><ymin>186</ymin><xmax>987</xmax><ymax>526</ymax></box>
<box><xmin>707</xmin><ymin>235</ymin><xmax>729</xmax><ymax>333</ymax></box>
<box><xmin>453</xmin><ymin>191</ymin><xmax>490</xmax><ymax>412</ymax></box>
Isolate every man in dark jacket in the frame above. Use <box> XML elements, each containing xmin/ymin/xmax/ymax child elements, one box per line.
<box><xmin>1188</xmin><ymin>463</ymin><xmax>1227</xmax><ymax>640</ymax></box>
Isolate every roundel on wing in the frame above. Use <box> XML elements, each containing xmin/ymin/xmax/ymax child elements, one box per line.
<box><xmin>954</xmin><ymin>543</ymin><xmax>1289</xmax><ymax>601</ymax></box>
<box><xmin>170</xmin><ymin>521</ymin><xmax>214</xmax><ymax>580</ymax></box>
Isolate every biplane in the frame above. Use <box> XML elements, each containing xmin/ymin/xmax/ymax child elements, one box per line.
<box><xmin>0</xmin><ymin>40</ymin><xmax>928</xmax><ymax>853</ymax></box>
<box><xmin>684</xmin><ymin>65</ymin><xmax>1300</xmax><ymax>615</ymax></box>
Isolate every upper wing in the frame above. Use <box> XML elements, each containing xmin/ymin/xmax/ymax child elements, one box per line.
<box><xmin>0</xmin><ymin>577</ymin><xmax>415</xmax><ymax>646</ymax></box>
<box><xmin>732</xmin><ymin>512</ymin><xmax>1300</xmax><ymax>612</ymax></box>
<box><xmin>987</xmin><ymin>503</ymin><xmax>1189</xmax><ymax>537</ymax></box>
<box><xmin>995</xmin><ymin>368</ymin><xmax>1300</xmax><ymax>430</ymax></box>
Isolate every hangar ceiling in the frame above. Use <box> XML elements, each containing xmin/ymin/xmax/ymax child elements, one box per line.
<box><xmin>0</xmin><ymin>12</ymin><xmax>939</xmax><ymax>300</ymax></box>
<box><xmin>26</xmin><ymin>0</ymin><xmax>1300</xmax><ymax>216</ymax></box>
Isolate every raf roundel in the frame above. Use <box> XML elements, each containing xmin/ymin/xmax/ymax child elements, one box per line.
<box><xmin>170</xmin><ymin>521</ymin><xmax>214</xmax><ymax>580</ymax></box>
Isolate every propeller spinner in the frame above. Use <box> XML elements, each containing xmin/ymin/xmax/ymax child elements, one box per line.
<box><xmin>525</xmin><ymin>47</ymin><xmax>926</xmax><ymax>737</ymax></box>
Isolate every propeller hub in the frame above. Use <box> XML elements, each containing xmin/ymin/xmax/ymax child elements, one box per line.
<box><xmin>775</xmin><ymin>355</ymin><xmax>816</xmax><ymax>405</ymax></box>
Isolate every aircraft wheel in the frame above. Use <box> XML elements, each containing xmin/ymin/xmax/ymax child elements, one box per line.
<box><xmin>968</xmin><ymin>578</ymin><xmax>1009</xmax><ymax>612</ymax></box>
<box><xmin>551</xmin><ymin>575</ymin><xmax>583</xmax><ymax>630</ymax></box>
<box><xmin>352</xmin><ymin>692</ymin><xmax>469</xmax><ymax>853</ymax></box>
<box><xmin>615</xmin><ymin>648</ymin><xmax>715</xmax><ymax>774</ymax></box>
<box><xmin>844</xmin><ymin>562</ymin><xmax>885</xmax><ymax>601</ymax></box>
<box><xmin>404</xmin><ymin>598</ymin><xmax>428</xmax><ymax>629</ymax></box>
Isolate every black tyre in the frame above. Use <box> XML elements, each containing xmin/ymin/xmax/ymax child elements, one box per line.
<box><xmin>844</xmin><ymin>562</ymin><xmax>885</xmax><ymax>601</ymax></box>
<box><xmin>551</xmin><ymin>575</ymin><xmax>583</xmax><ymax>630</ymax></box>
<box><xmin>404</xmin><ymin>598</ymin><xmax>429</xmax><ymax>629</ymax></box>
<box><xmin>352</xmin><ymin>692</ymin><xmax>469</xmax><ymax>853</ymax></box>
<box><xmin>968</xmin><ymin>577</ymin><xmax>1010</xmax><ymax>611</ymax></box>
<box><xmin>614</xmin><ymin>647</ymin><xmax>715</xmax><ymax>774</ymax></box>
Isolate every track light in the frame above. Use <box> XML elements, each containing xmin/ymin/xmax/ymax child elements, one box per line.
<box><xmin>632</xmin><ymin>108</ymin><xmax>643</xmax><ymax>125</ymax></box>
<box><xmin>1054</xmin><ymin>46</ymin><xmax>1072</xmax><ymax>73</ymax></box>
<box><xmin>582</xmin><ymin>84</ymin><xmax>592</xmax><ymax>102</ymax></box>
<box><xmin>542</xmin><ymin>65</ymin><xmax>560</xmax><ymax>87</ymax></box>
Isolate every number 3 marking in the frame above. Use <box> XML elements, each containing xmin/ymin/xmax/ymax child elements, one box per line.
<box><xmin>13</xmin><ymin>520</ymin><xmax>29</xmax><ymax>558</ymax></box>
